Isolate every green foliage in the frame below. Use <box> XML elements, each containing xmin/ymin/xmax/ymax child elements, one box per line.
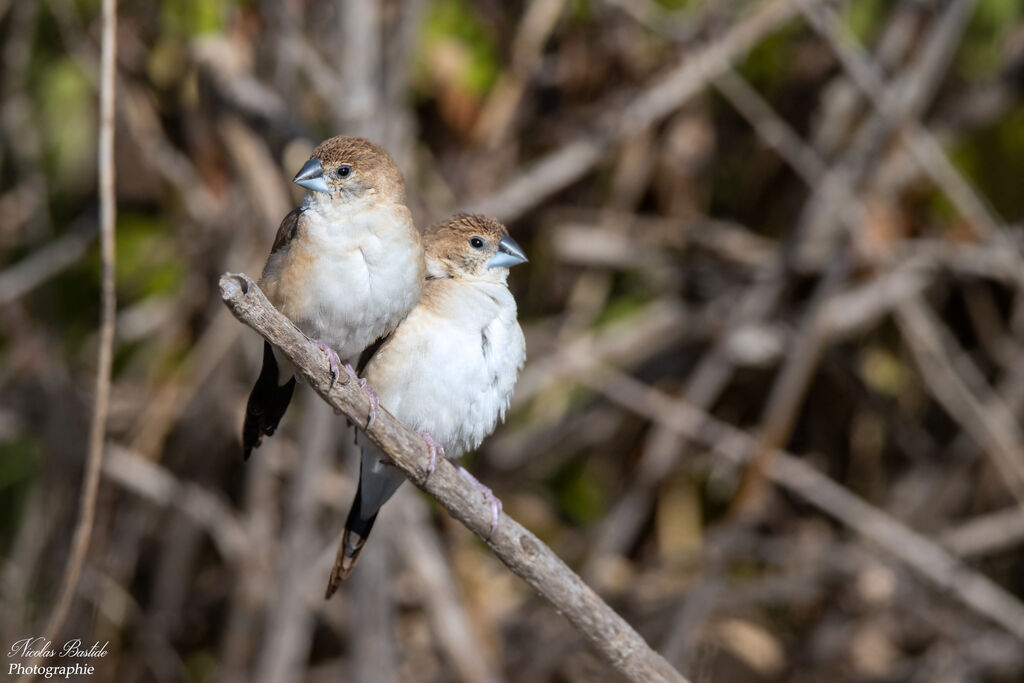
<box><xmin>736</xmin><ymin>22</ymin><xmax>806</xmax><ymax>93</ymax></box>
<box><xmin>594</xmin><ymin>291</ymin><xmax>655</xmax><ymax>327</ymax></box>
<box><xmin>71</xmin><ymin>0</ymin><xmax>101</xmax><ymax>14</ymax></box>
<box><xmin>654</xmin><ymin>0</ymin><xmax>693</xmax><ymax>10</ymax></box>
<box><xmin>0</xmin><ymin>439</ymin><xmax>38</xmax><ymax>550</ymax></box>
<box><xmin>566</xmin><ymin>0</ymin><xmax>593</xmax><ymax>21</ymax></box>
<box><xmin>41</xmin><ymin>260</ymin><xmax>101</xmax><ymax>360</ymax></box>
<box><xmin>840</xmin><ymin>0</ymin><xmax>887</xmax><ymax>44</ymax></box>
<box><xmin>860</xmin><ymin>346</ymin><xmax>908</xmax><ymax>398</ymax></box>
<box><xmin>184</xmin><ymin>650</ymin><xmax>218</xmax><ymax>683</ymax></box>
<box><xmin>113</xmin><ymin>213</ymin><xmax>185</xmax><ymax>302</ymax></box>
<box><xmin>960</xmin><ymin>0</ymin><xmax>1023</xmax><ymax>78</ymax></box>
<box><xmin>418</xmin><ymin>0</ymin><xmax>500</xmax><ymax>96</ymax></box>
<box><xmin>549</xmin><ymin>459</ymin><xmax>607</xmax><ymax>525</ymax></box>
<box><xmin>950</xmin><ymin>105</ymin><xmax>1024</xmax><ymax>218</ymax></box>
<box><xmin>38</xmin><ymin>57</ymin><xmax>95</xmax><ymax>196</ymax></box>
<box><xmin>148</xmin><ymin>37</ymin><xmax>191</xmax><ymax>91</ymax></box>
<box><xmin>161</xmin><ymin>0</ymin><xmax>230</xmax><ymax>37</ymax></box>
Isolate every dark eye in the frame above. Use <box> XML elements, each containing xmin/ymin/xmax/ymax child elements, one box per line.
<box><xmin>337</xmin><ymin>165</ymin><xmax>351</xmax><ymax>178</ymax></box>
<box><xmin>469</xmin><ymin>237</ymin><xmax>485</xmax><ymax>249</ymax></box>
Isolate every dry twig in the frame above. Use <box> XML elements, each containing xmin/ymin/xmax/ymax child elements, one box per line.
<box><xmin>0</xmin><ymin>219</ymin><xmax>96</xmax><ymax>306</ymax></box>
<box><xmin>102</xmin><ymin>444</ymin><xmax>248</xmax><ymax>561</ymax></box>
<box><xmin>895</xmin><ymin>299</ymin><xmax>1024</xmax><ymax>504</ymax></box>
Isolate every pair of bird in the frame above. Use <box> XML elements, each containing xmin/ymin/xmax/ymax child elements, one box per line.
<box><xmin>241</xmin><ymin>136</ymin><xmax>527</xmax><ymax>598</ymax></box>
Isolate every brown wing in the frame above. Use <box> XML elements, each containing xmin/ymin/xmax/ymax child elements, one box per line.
<box><xmin>356</xmin><ymin>334</ymin><xmax>390</xmax><ymax>375</ymax></box>
<box><xmin>271</xmin><ymin>208</ymin><xmax>303</xmax><ymax>254</ymax></box>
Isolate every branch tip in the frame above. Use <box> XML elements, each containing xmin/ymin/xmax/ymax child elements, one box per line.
<box><xmin>219</xmin><ymin>273</ymin><xmax>249</xmax><ymax>301</ymax></box>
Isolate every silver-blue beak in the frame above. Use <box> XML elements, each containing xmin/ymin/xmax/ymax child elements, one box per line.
<box><xmin>488</xmin><ymin>235</ymin><xmax>528</xmax><ymax>269</ymax></box>
<box><xmin>293</xmin><ymin>158</ymin><xmax>330</xmax><ymax>194</ymax></box>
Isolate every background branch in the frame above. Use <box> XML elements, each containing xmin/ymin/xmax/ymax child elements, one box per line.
<box><xmin>19</xmin><ymin>0</ymin><xmax>118</xmax><ymax>679</ymax></box>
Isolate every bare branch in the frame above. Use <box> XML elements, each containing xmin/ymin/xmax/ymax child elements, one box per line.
<box><xmin>895</xmin><ymin>299</ymin><xmax>1024</xmax><ymax>504</ymax></box>
<box><xmin>218</xmin><ymin>272</ymin><xmax>688</xmax><ymax>683</ymax></box>
<box><xmin>102</xmin><ymin>445</ymin><xmax>248</xmax><ymax>562</ymax></box>
<box><xmin>0</xmin><ymin>218</ymin><xmax>95</xmax><ymax>306</ymax></box>
<box><xmin>941</xmin><ymin>506</ymin><xmax>1024</xmax><ymax>559</ymax></box>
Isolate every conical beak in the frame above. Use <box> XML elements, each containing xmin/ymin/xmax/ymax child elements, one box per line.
<box><xmin>293</xmin><ymin>158</ymin><xmax>330</xmax><ymax>194</ymax></box>
<box><xmin>488</xmin><ymin>235</ymin><xmax>528</xmax><ymax>269</ymax></box>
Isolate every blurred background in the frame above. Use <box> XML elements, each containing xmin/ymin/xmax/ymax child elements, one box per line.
<box><xmin>3</xmin><ymin>0</ymin><xmax>1024</xmax><ymax>681</ymax></box>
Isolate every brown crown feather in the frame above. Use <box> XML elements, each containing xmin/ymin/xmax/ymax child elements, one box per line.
<box><xmin>424</xmin><ymin>213</ymin><xmax>510</xmax><ymax>276</ymax></box>
<box><xmin>311</xmin><ymin>135</ymin><xmax>406</xmax><ymax>201</ymax></box>
<box><xmin>426</xmin><ymin>213</ymin><xmax>507</xmax><ymax>246</ymax></box>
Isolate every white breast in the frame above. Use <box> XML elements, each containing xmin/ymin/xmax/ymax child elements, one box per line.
<box><xmin>265</xmin><ymin>201</ymin><xmax>423</xmax><ymax>362</ymax></box>
<box><xmin>364</xmin><ymin>280</ymin><xmax>526</xmax><ymax>458</ymax></box>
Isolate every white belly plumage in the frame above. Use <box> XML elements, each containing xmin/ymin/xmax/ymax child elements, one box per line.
<box><xmin>364</xmin><ymin>285</ymin><xmax>526</xmax><ymax>458</ymax></box>
<box><xmin>264</xmin><ymin>204</ymin><xmax>423</xmax><ymax>363</ymax></box>
<box><xmin>296</xmin><ymin>245</ymin><xmax>419</xmax><ymax>361</ymax></box>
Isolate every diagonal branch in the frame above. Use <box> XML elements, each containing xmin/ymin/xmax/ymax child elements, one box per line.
<box><xmin>895</xmin><ymin>299</ymin><xmax>1024</xmax><ymax>504</ymax></box>
<box><xmin>218</xmin><ymin>272</ymin><xmax>688</xmax><ymax>683</ymax></box>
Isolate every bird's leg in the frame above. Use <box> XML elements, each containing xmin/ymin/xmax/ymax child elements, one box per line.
<box><xmin>457</xmin><ymin>466</ymin><xmax>502</xmax><ymax>537</ymax></box>
<box><xmin>313</xmin><ymin>339</ymin><xmax>342</xmax><ymax>388</ymax></box>
<box><xmin>420</xmin><ymin>432</ymin><xmax>444</xmax><ymax>477</ymax></box>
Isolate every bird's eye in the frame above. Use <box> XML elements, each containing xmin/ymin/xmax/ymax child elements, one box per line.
<box><xmin>469</xmin><ymin>237</ymin><xmax>485</xmax><ymax>249</ymax></box>
<box><xmin>337</xmin><ymin>165</ymin><xmax>351</xmax><ymax>178</ymax></box>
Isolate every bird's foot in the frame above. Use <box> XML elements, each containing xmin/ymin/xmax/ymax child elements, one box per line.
<box><xmin>359</xmin><ymin>378</ymin><xmax>379</xmax><ymax>429</ymax></box>
<box><xmin>313</xmin><ymin>339</ymin><xmax>342</xmax><ymax>388</ymax></box>
<box><xmin>326</xmin><ymin>361</ymin><xmax>361</xmax><ymax>415</ymax></box>
<box><xmin>420</xmin><ymin>432</ymin><xmax>444</xmax><ymax>478</ymax></box>
<box><xmin>342</xmin><ymin>360</ymin><xmax>359</xmax><ymax>381</ymax></box>
<box><xmin>457</xmin><ymin>466</ymin><xmax>502</xmax><ymax>537</ymax></box>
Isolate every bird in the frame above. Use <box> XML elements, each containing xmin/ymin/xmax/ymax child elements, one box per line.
<box><xmin>242</xmin><ymin>136</ymin><xmax>425</xmax><ymax>460</ymax></box>
<box><xmin>325</xmin><ymin>212</ymin><xmax>528</xmax><ymax>596</ymax></box>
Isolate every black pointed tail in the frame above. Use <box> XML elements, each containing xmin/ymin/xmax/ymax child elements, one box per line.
<box><xmin>326</xmin><ymin>446</ymin><xmax>407</xmax><ymax>596</ymax></box>
<box><xmin>325</xmin><ymin>484</ymin><xmax>379</xmax><ymax>598</ymax></box>
<box><xmin>242</xmin><ymin>341</ymin><xmax>296</xmax><ymax>460</ymax></box>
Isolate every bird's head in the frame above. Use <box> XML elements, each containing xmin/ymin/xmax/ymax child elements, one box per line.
<box><xmin>424</xmin><ymin>213</ymin><xmax>527</xmax><ymax>282</ymax></box>
<box><xmin>293</xmin><ymin>136</ymin><xmax>405</xmax><ymax>205</ymax></box>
